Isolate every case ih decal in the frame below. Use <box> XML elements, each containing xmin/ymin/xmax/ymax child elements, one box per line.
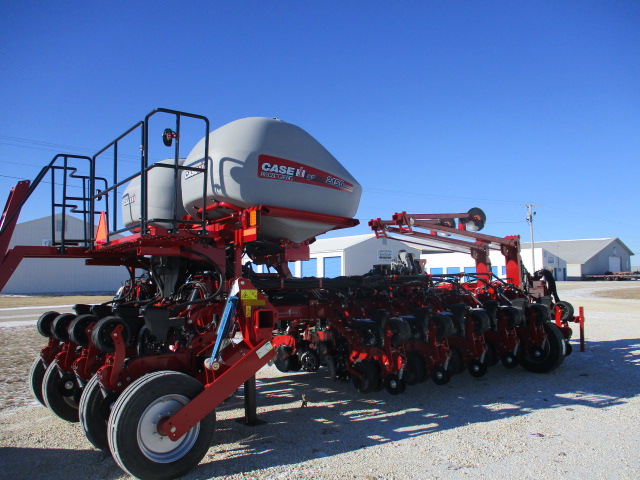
<box><xmin>258</xmin><ymin>154</ymin><xmax>354</xmax><ymax>193</ymax></box>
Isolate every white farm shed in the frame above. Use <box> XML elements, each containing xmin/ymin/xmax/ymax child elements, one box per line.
<box><xmin>2</xmin><ymin>215</ymin><xmax>128</xmax><ymax>294</ymax></box>
<box><xmin>282</xmin><ymin>234</ymin><xmax>422</xmax><ymax>277</ymax></box>
<box><xmin>521</xmin><ymin>238</ymin><xmax>634</xmax><ymax>280</ymax></box>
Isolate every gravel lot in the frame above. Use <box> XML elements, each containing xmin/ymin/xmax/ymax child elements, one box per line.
<box><xmin>1</xmin><ymin>282</ymin><xmax>639</xmax><ymax>480</ymax></box>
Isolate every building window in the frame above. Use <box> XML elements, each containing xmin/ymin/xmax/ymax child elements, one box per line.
<box><xmin>430</xmin><ymin>267</ymin><xmax>443</xmax><ymax>274</ymax></box>
<box><xmin>463</xmin><ymin>267</ymin><xmax>476</xmax><ymax>281</ymax></box>
<box><xmin>301</xmin><ymin>258</ymin><xmax>317</xmax><ymax>277</ymax></box>
<box><xmin>288</xmin><ymin>261</ymin><xmax>298</xmax><ymax>277</ymax></box>
<box><xmin>491</xmin><ymin>266</ymin><xmax>499</xmax><ymax>277</ymax></box>
<box><xmin>501</xmin><ymin>266</ymin><xmax>507</xmax><ymax>276</ymax></box>
<box><xmin>446</xmin><ymin>267</ymin><xmax>460</xmax><ymax>274</ymax></box>
<box><xmin>323</xmin><ymin>256</ymin><xmax>342</xmax><ymax>278</ymax></box>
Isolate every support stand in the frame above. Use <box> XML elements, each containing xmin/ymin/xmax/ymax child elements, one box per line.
<box><xmin>236</xmin><ymin>375</ymin><xmax>266</xmax><ymax>426</ymax></box>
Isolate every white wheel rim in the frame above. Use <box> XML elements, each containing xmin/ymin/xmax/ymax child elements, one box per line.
<box><xmin>137</xmin><ymin>394</ymin><xmax>200</xmax><ymax>463</ymax></box>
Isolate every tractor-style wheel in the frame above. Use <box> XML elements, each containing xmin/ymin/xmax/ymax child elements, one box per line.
<box><xmin>384</xmin><ymin>374</ymin><xmax>406</xmax><ymax>395</ymax></box>
<box><xmin>37</xmin><ymin>311</ymin><xmax>59</xmax><ymax>338</ymax></box>
<box><xmin>108</xmin><ymin>371</ymin><xmax>215</xmax><ymax>480</ymax></box>
<box><xmin>520</xmin><ymin>322</ymin><xmax>566</xmax><ymax>373</ymax></box>
<box><xmin>29</xmin><ymin>356</ymin><xmax>47</xmax><ymax>406</ymax></box>
<box><xmin>351</xmin><ymin>359</ymin><xmax>380</xmax><ymax>394</ymax></box>
<box><xmin>555</xmin><ymin>301</ymin><xmax>574</xmax><ymax>322</ymax></box>
<box><xmin>404</xmin><ymin>352</ymin><xmax>427</xmax><ymax>385</ymax></box>
<box><xmin>69</xmin><ymin>314</ymin><xmax>98</xmax><ymax>347</ymax></box>
<box><xmin>468</xmin><ymin>360</ymin><xmax>487</xmax><ymax>378</ymax></box>
<box><xmin>80</xmin><ymin>375</ymin><xmax>118</xmax><ymax>450</ymax></box>
<box><xmin>431</xmin><ymin>366</ymin><xmax>450</xmax><ymax>385</ymax></box>
<box><xmin>42</xmin><ymin>360</ymin><xmax>80</xmax><ymax>422</ymax></box>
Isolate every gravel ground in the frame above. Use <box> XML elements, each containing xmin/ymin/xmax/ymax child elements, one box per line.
<box><xmin>0</xmin><ymin>281</ymin><xmax>639</xmax><ymax>480</ymax></box>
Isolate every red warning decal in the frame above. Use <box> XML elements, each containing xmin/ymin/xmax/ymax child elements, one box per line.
<box><xmin>257</xmin><ymin>155</ymin><xmax>353</xmax><ymax>193</ymax></box>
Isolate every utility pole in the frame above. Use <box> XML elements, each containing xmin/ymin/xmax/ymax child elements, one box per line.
<box><xmin>523</xmin><ymin>204</ymin><xmax>540</xmax><ymax>272</ymax></box>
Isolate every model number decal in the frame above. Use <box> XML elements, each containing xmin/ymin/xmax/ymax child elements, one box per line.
<box><xmin>258</xmin><ymin>155</ymin><xmax>353</xmax><ymax>193</ymax></box>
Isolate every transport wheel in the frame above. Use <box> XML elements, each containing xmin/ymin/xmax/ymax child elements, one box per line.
<box><xmin>51</xmin><ymin>313</ymin><xmax>76</xmax><ymax>342</ymax></box>
<box><xmin>520</xmin><ymin>322</ymin><xmax>566</xmax><ymax>373</ymax></box>
<box><xmin>565</xmin><ymin>341</ymin><xmax>573</xmax><ymax>356</ymax></box>
<box><xmin>92</xmin><ymin>316</ymin><xmax>130</xmax><ymax>353</ymax></box>
<box><xmin>404</xmin><ymin>352</ymin><xmax>427</xmax><ymax>385</ymax></box>
<box><xmin>108</xmin><ymin>371</ymin><xmax>215</xmax><ymax>480</ymax></box>
<box><xmin>501</xmin><ymin>353</ymin><xmax>519</xmax><ymax>369</ymax></box>
<box><xmin>351</xmin><ymin>359</ymin><xmax>380</xmax><ymax>394</ymax></box>
<box><xmin>37</xmin><ymin>311</ymin><xmax>60</xmax><ymax>337</ymax></box>
<box><xmin>29</xmin><ymin>356</ymin><xmax>47</xmax><ymax>406</ymax></box>
<box><xmin>42</xmin><ymin>360</ymin><xmax>80</xmax><ymax>422</ymax></box>
<box><xmin>555</xmin><ymin>301</ymin><xmax>574</xmax><ymax>322</ymax></box>
<box><xmin>431</xmin><ymin>366</ymin><xmax>450</xmax><ymax>385</ymax></box>
<box><xmin>468</xmin><ymin>360</ymin><xmax>487</xmax><ymax>378</ymax></box>
<box><xmin>69</xmin><ymin>314</ymin><xmax>98</xmax><ymax>347</ymax></box>
<box><xmin>80</xmin><ymin>375</ymin><xmax>119</xmax><ymax>450</ymax></box>
<box><xmin>384</xmin><ymin>374</ymin><xmax>406</xmax><ymax>395</ymax></box>
<box><xmin>300</xmin><ymin>349</ymin><xmax>320</xmax><ymax>372</ymax></box>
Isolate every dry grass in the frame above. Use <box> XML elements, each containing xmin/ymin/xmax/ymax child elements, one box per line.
<box><xmin>0</xmin><ymin>295</ymin><xmax>113</xmax><ymax>308</ymax></box>
<box><xmin>0</xmin><ymin>326</ymin><xmax>43</xmax><ymax>410</ymax></box>
<box><xmin>593</xmin><ymin>286</ymin><xmax>640</xmax><ymax>300</ymax></box>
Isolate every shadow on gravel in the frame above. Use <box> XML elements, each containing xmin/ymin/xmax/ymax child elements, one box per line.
<box><xmin>0</xmin><ymin>446</ymin><xmax>120</xmax><ymax>480</ymax></box>
<box><xmin>188</xmin><ymin>337</ymin><xmax>640</xmax><ymax>480</ymax></box>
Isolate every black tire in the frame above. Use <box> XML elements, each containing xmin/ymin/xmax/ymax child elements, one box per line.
<box><xmin>91</xmin><ymin>316</ymin><xmax>130</xmax><ymax>353</ymax></box>
<box><xmin>42</xmin><ymin>360</ymin><xmax>80</xmax><ymax>422</ymax></box>
<box><xmin>404</xmin><ymin>351</ymin><xmax>427</xmax><ymax>385</ymax></box>
<box><xmin>299</xmin><ymin>349</ymin><xmax>320</xmax><ymax>372</ymax></box>
<box><xmin>351</xmin><ymin>359</ymin><xmax>380</xmax><ymax>394</ymax></box>
<box><xmin>108</xmin><ymin>371</ymin><xmax>216</xmax><ymax>480</ymax></box>
<box><xmin>555</xmin><ymin>301</ymin><xmax>575</xmax><ymax>322</ymax></box>
<box><xmin>274</xmin><ymin>345</ymin><xmax>295</xmax><ymax>372</ymax></box>
<box><xmin>431</xmin><ymin>366</ymin><xmax>450</xmax><ymax>385</ymax></box>
<box><xmin>29</xmin><ymin>356</ymin><xmax>47</xmax><ymax>406</ymax></box>
<box><xmin>484</xmin><ymin>342</ymin><xmax>500</xmax><ymax>367</ymax></box>
<box><xmin>51</xmin><ymin>313</ymin><xmax>76</xmax><ymax>342</ymax></box>
<box><xmin>37</xmin><ymin>311</ymin><xmax>59</xmax><ymax>337</ymax></box>
<box><xmin>520</xmin><ymin>322</ymin><xmax>566</xmax><ymax>373</ymax></box>
<box><xmin>384</xmin><ymin>374</ymin><xmax>406</xmax><ymax>395</ymax></box>
<box><xmin>501</xmin><ymin>352</ymin><xmax>519</xmax><ymax>369</ymax></box>
<box><xmin>468</xmin><ymin>360</ymin><xmax>487</xmax><ymax>378</ymax></box>
<box><xmin>69</xmin><ymin>314</ymin><xmax>98</xmax><ymax>347</ymax></box>
<box><xmin>80</xmin><ymin>375</ymin><xmax>118</xmax><ymax>450</ymax></box>
<box><xmin>447</xmin><ymin>346</ymin><xmax>465</xmax><ymax>375</ymax></box>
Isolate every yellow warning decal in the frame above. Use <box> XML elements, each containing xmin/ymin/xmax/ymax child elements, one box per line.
<box><xmin>241</xmin><ymin>289</ymin><xmax>258</xmax><ymax>300</ymax></box>
<box><xmin>246</xmin><ymin>306</ymin><xmax>252</xmax><ymax>318</ymax></box>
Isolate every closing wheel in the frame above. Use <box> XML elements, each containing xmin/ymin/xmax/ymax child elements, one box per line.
<box><xmin>404</xmin><ymin>351</ymin><xmax>427</xmax><ymax>385</ymax></box>
<box><xmin>555</xmin><ymin>301</ymin><xmax>575</xmax><ymax>322</ymax></box>
<box><xmin>384</xmin><ymin>374</ymin><xmax>406</xmax><ymax>395</ymax></box>
<box><xmin>80</xmin><ymin>374</ymin><xmax>119</xmax><ymax>450</ymax></box>
<box><xmin>42</xmin><ymin>360</ymin><xmax>80</xmax><ymax>422</ymax></box>
<box><xmin>274</xmin><ymin>345</ymin><xmax>298</xmax><ymax>372</ymax></box>
<box><xmin>351</xmin><ymin>359</ymin><xmax>380</xmax><ymax>394</ymax></box>
<box><xmin>431</xmin><ymin>366</ymin><xmax>450</xmax><ymax>385</ymax></box>
<box><xmin>501</xmin><ymin>353</ymin><xmax>519</xmax><ymax>369</ymax></box>
<box><xmin>51</xmin><ymin>313</ymin><xmax>76</xmax><ymax>342</ymax></box>
<box><xmin>29</xmin><ymin>356</ymin><xmax>47</xmax><ymax>406</ymax></box>
<box><xmin>69</xmin><ymin>314</ymin><xmax>98</xmax><ymax>347</ymax></box>
<box><xmin>37</xmin><ymin>311</ymin><xmax>60</xmax><ymax>337</ymax></box>
<box><xmin>468</xmin><ymin>360</ymin><xmax>487</xmax><ymax>378</ymax></box>
<box><xmin>447</xmin><ymin>346</ymin><xmax>465</xmax><ymax>375</ymax></box>
<box><xmin>91</xmin><ymin>316</ymin><xmax>131</xmax><ymax>353</ymax></box>
<box><xmin>484</xmin><ymin>342</ymin><xmax>500</xmax><ymax>367</ymax></box>
<box><xmin>108</xmin><ymin>371</ymin><xmax>215</xmax><ymax>480</ymax></box>
<box><xmin>520</xmin><ymin>322</ymin><xmax>566</xmax><ymax>373</ymax></box>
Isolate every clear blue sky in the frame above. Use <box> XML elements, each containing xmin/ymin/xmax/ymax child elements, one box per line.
<box><xmin>1</xmin><ymin>1</ymin><xmax>639</xmax><ymax>264</ymax></box>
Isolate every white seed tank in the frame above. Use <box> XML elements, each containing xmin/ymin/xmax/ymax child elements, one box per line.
<box><xmin>122</xmin><ymin>158</ymin><xmax>187</xmax><ymax>228</ymax></box>
<box><xmin>181</xmin><ymin>117</ymin><xmax>362</xmax><ymax>243</ymax></box>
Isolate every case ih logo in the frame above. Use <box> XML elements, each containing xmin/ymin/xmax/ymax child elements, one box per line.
<box><xmin>258</xmin><ymin>155</ymin><xmax>353</xmax><ymax>193</ymax></box>
<box><xmin>183</xmin><ymin>160</ymin><xmax>205</xmax><ymax>180</ymax></box>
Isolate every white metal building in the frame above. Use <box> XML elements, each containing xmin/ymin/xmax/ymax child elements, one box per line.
<box><xmin>2</xmin><ymin>215</ymin><xmax>129</xmax><ymax>295</ymax></box>
<box><xmin>273</xmin><ymin>234</ymin><xmax>422</xmax><ymax>277</ymax></box>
